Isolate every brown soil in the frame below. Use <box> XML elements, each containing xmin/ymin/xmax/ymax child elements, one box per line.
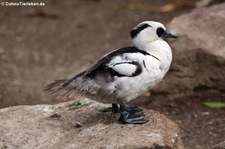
<box><xmin>133</xmin><ymin>92</ymin><xmax>225</xmax><ymax>149</ymax></box>
<box><xmin>0</xmin><ymin>0</ymin><xmax>224</xmax><ymax>148</ymax></box>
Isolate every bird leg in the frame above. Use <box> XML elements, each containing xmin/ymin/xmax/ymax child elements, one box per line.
<box><xmin>112</xmin><ymin>104</ymin><xmax>142</xmax><ymax>114</ymax></box>
<box><xmin>112</xmin><ymin>103</ymin><xmax>120</xmax><ymax>113</ymax></box>
<box><xmin>118</xmin><ymin>104</ymin><xmax>148</xmax><ymax>124</ymax></box>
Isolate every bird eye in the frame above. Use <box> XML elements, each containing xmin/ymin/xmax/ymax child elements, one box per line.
<box><xmin>156</xmin><ymin>27</ymin><xmax>165</xmax><ymax>37</ymax></box>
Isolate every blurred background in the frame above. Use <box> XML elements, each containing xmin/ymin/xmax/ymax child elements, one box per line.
<box><xmin>0</xmin><ymin>0</ymin><xmax>225</xmax><ymax>148</ymax></box>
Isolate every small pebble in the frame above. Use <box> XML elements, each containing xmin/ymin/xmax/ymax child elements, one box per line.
<box><xmin>50</xmin><ymin>113</ymin><xmax>61</xmax><ymax>119</ymax></box>
<box><xmin>201</xmin><ymin>111</ymin><xmax>210</xmax><ymax>115</ymax></box>
<box><xmin>72</xmin><ymin>121</ymin><xmax>83</xmax><ymax>128</ymax></box>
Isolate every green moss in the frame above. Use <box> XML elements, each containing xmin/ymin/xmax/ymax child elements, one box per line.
<box><xmin>69</xmin><ymin>98</ymin><xmax>91</xmax><ymax>110</ymax></box>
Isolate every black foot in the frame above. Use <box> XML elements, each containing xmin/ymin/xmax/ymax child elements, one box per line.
<box><xmin>118</xmin><ymin>112</ymin><xmax>148</xmax><ymax>124</ymax></box>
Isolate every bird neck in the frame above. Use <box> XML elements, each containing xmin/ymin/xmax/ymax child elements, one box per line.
<box><xmin>134</xmin><ymin>39</ymin><xmax>173</xmax><ymax>72</ymax></box>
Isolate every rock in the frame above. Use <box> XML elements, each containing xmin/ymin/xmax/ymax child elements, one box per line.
<box><xmin>213</xmin><ymin>141</ymin><xmax>225</xmax><ymax>149</ymax></box>
<box><xmin>152</xmin><ymin>3</ymin><xmax>225</xmax><ymax>99</ymax></box>
<box><xmin>0</xmin><ymin>101</ymin><xmax>184</xmax><ymax>149</ymax></box>
<box><xmin>168</xmin><ymin>3</ymin><xmax>225</xmax><ymax>58</ymax></box>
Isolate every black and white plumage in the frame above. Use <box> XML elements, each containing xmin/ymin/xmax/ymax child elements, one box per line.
<box><xmin>45</xmin><ymin>21</ymin><xmax>177</xmax><ymax>124</ymax></box>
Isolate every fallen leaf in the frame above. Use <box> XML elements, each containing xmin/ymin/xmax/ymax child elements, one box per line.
<box><xmin>203</xmin><ymin>102</ymin><xmax>225</xmax><ymax>108</ymax></box>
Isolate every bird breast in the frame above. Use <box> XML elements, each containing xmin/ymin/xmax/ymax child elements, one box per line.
<box><xmin>107</xmin><ymin>54</ymin><xmax>165</xmax><ymax>103</ymax></box>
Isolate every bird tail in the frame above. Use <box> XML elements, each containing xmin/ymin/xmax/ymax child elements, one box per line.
<box><xmin>44</xmin><ymin>79</ymin><xmax>71</xmax><ymax>95</ymax></box>
<box><xmin>44</xmin><ymin>71</ymin><xmax>87</xmax><ymax>99</ymax></box>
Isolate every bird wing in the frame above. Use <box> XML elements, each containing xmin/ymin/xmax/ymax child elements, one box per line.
<box><xmin>85</xmin><ymin>46</ymin><xmax>149</xmax><ymax>77</ymax></box>
<box><xmin>106</xmin><ymin>61</ymin><xmax>142</xmax><ymax>77</ymax></box>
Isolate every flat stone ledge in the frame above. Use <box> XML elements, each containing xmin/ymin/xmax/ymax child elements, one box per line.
<box><xmin>0</xmin><ymin>101</ymin><xmax>183</xmax><ymax>149</ymax></box>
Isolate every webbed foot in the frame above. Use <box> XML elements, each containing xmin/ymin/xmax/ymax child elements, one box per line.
<box><xmin>118</xmin><ymin>105</ymin><xmax>148</xmax><ymax>124</ymax></box>
<box><xmin>125</xmin><ymin>106</ymin><xmax>143</xmax><ymax>115</ymax></box>
<box><xmin>118</xmin><ymin>111</ymin><xmax>148</xmax><ymax>124</ymax></box>
<box><xmin>112</xmin><ymin>104</ymin><xmax>143</xmax><ymax>114</ymax></box>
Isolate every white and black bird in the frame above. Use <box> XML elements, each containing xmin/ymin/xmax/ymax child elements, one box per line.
<box><xmin>45</xmin><ymin>21</ymin><xmax>177</xmax><ymax>124</ymax></box>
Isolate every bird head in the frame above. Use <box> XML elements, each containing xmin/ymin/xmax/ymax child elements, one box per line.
<box><xmin>130</xmin><ymin>21</ymin><xmax>177</xmax><ymax>48</ymax></box>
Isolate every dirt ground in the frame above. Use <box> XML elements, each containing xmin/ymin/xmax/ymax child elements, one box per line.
<box><xmin>133</xmin><ymin>92</ymin><xmax>225</xmax><ymax>149</ymax></box>
<box><xmin>0</xmin><ymin>0</ymin><xmax>224</xmax><ymax>148</ymax></box>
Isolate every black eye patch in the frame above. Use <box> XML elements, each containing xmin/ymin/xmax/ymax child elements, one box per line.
<box><xmin>156</xmin><ymin>27</ymin><xmax>165</xmax><ymax>37</ymax></box>
<box><xmin>130</xmin><ymin>23</ymin><xmax>151</xmax><ymax>38</ymax></box>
